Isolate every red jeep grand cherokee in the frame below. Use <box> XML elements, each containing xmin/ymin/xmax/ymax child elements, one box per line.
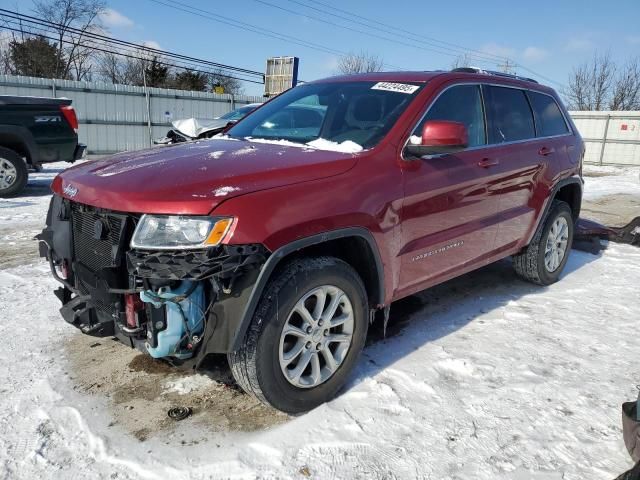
<box><xmin>39</xmin><ymin>69</ymin><xmax>584</xmax><ymax>413</ymax></box>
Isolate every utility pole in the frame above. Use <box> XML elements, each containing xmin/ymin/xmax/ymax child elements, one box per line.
<box><xmin>142</xmin><ymin>64</ymin><xmax>153</xmax><ymax>148</ymax></box>
<box><xmin>497</xmin><ymin>59</ymin><xmax>516</xmax><ymax>74</ymax></box>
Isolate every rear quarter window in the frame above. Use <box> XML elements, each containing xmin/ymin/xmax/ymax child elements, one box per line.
<box><xmin>528</xmin><ymin>91</ymin><xmax>570</xmax><ymax>137</ymax></box>
<box><xmin>485</xmin><ymin>86</ymin><xmax>535</xmax><ymax>143</ymax></box>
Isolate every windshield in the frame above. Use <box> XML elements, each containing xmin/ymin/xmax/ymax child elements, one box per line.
<box><xmin>227</xmin><ymin>81</ymin><xmax>423</xmax><ymax>150</ymax></box>
<box><xmin>219</xmin><ymin>105</ymin><xmax>256</xmax><ymax>121</ymax></box>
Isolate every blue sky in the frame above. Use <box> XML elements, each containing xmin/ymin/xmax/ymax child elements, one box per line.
<box><xmin>4</xmin><ymin>0</ymin><xmax>640</xmax><ymax>96</ymax></box>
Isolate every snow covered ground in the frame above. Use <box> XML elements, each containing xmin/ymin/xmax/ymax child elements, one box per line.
<box><xmin>0</xmin><ymin>163</ymin><xmax>639</xmax><ymax>479</ymax></box>
<box><xmin>583</xmin><ymin>165</ymin><xmax>640</xmax><ymax>201</ymax></box>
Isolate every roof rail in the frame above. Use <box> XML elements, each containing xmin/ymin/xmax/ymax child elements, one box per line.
<box><xmin>450</xmin><ymin>67</ymin><xmax>539</xmax><ymax>84</ymax></box>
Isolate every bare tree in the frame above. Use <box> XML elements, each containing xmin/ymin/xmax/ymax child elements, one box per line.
<box><xmin>208</xmin><ymin>68</ymin><xmax>243</xmax><ymax>95</ymax></box>
<box><xmin>68</xmin><ymin>33</ymin><xmax>98</xmax><ymax>80</ymax></box>
<box><xmin>0</xmin><ymin>49</ymin><xmax>10</xmax><ymax>74</ymax></box>
<box><xmin>337</xmin><ymin>51</ymin><xmax>384</xmax><ymax>74</ymax></box>
<box><xmin>96</xmin><ymin>52</ymin><xmax>146</xmax><ymax>85</ymax></box>
<box><xmin>566</xmin><ymin>52</ymin><xmax>616</xmax><ymax>110</ymax></box>
<box><xmin>33</xmin><ymin>0</ymin><xmax>106</xmax><ymax>80</ymax></box>
<box><xmin>609</xmin><ymin>58</ymin><xmax>640</xmax><ymax>110</ymax></box>
<box><xmin>0</xmin><ymin>32</ymin><xmax>12</xmax><ymax>74</ymax></box>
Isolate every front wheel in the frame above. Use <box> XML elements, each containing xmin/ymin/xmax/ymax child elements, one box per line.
<box><xmin>513</xmin><ymin>200</ymin><xmax>574</xmax><ymax>285</ymax></box>
<box><xmin>228</xmin><ymin>257</ymin><xmax>368</xmax><ymax>414</ymax></box>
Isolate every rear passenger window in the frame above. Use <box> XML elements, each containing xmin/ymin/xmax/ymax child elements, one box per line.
<box><xmin>485</xmin><ymin>86</ymin><xmax>535</xmax><ymax>143</ymax></box>
<box><xmin>416</xmin><ymin>84</ymin><xmax>486</xmax><ymax>147</ymax></box>
<box><xmin>528</xmin><ymin>91</ymin><xmax>569</xmax><ymax>137</ymax></box>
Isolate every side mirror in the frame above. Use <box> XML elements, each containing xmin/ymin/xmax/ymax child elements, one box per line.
<box><xmin>405</xmin><ymin>120</ymin><xmax>468</xmax><ymax>158</ymax></box>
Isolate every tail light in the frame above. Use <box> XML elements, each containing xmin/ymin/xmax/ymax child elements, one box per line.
<box><xmin>60</xmin><ymin>105</ymin><xmax>78</xmax><ymax>133</ymax></box>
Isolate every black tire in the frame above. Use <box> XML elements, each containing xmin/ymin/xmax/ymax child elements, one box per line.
<box><xmin>513</xmin><ymin>200</ymin><xmax>574</xmax><ymax>285</ymax></box>
<box><xmin>0</xmin><ymin>147</ymin><xmax>28</xmax><ymax>198</ymax></box>
<box><xmin>228</xmin><ymin>257</ymin><xmax>368</xmax><ymax>414</ymax></box>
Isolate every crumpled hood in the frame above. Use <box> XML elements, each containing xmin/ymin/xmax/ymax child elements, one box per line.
<box><xmin>171</xmin><ymin>117</ymin><xmax>228</xmax><ymax>138</ymax></box>
<box><xmin>52</xmin><ymin>139</ymin><xmax>358</xmax><ymax>215</ymax></box>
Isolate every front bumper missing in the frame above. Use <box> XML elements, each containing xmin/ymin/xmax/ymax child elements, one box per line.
<box><xmin>38</xmin><ymin>196</ymin><xmax>270</xmax><ymax>357</ymax></box>
<box><xmin>127</xmin><ymin>244</ymin><xmax>267</xmax><ymax>281</ymax></box>
<box><xmin>59</xmin><ymin>293</ymin><xmax>115</xmax><ymax>336</ymax></box>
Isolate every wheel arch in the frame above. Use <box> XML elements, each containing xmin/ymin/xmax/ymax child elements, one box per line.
<box><xmin>553</xmin><ymin>180</ymin><xmax>582</xmax><ymax>222</ymax></box>
<box><xmin>229</xmin><ymin>227</ymin><xmax>385</xmax><ymax>352</ymax></box>
<box><xmin>526</xmin><ymin>176</ymin><xmax>583</xmax><ymax>246</ymax></box>
<box><xmin>0</xmin><ymin>126</ymin><xmax>37</xmax><ymax>165</ymax></box>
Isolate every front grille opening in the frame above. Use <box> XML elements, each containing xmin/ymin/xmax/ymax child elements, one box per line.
<box><xmin>69</xmin><ymin>202</ymin><xmax>132</xmax><ymax>319</ymax></box>
<box><xmin>70</xmin><ymin>203</ymin><xmax>127</xmax><ymax>271</ymax></box>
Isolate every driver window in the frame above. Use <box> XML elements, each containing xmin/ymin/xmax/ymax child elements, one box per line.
<box><xmin>414</xmin><ymin>85</ymin><xmax>486</xmax><ymax>148</ymax></box>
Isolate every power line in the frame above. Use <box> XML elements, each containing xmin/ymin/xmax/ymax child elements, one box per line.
<box><xmin>148</xmin><ymin>0</ymin><xmax>563</xmax><ymax>87</ymax></box>
<box><xmin>0</xmin><ymin>8</ymin><xmax>263</xmax><ymax>79</ymax></box>
<box><xmin>146</xmin><ymin>0</ymin><xmax>406</xmax><ymax>70</ymax></box>
<box><xmin>251</xmin><ymin>0</ymin><xmax>499</xmax><ymax>68</ymax></box>
<box><xmin>0</xmin><ymin>21</ymin><xmax>265</xmax><ymax>84</ymax></box>
<box><xmin>0</xmin><ymin>8</ymin><xmax>265</xmax><ymax>81</ymax></box>
<box><xmin>148</xmin><ymin>0</ymin><xmax>344</xmax><ymax>58</ymax></box>
<box><xmin>280</xmin><ymin>0</ymin><xmax>507</xmax><ymax>66</ymax></box>
<box><xmin>294</xmin><ymin>0</ymin><xmax>509</xmax><ymax>63</ymax></box>
<box><xmin>289</xmin><ymin>0</ymin><xmax>566</xmax><ymax>87</ymax></box>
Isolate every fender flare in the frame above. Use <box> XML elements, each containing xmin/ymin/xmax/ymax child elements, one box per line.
<box><xmin>529</xmin><ymin>176</ymin><xmax>583</xmax><ymax>244</ymax></box>
<box><xmin>0</xmin><ymin>125</ymin><xmax>38</xmax><ymax>164</ymax></box>
<box><xmin>229</xmin><ymin>227</ymin><xmax>385</xmax><ymax>351</ymax></box>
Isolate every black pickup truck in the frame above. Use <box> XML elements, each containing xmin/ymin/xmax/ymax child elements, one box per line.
<box><xmin>0</xmin><ymin>95</ymin><xmax>86</xmax><ymax>197</ymax></box>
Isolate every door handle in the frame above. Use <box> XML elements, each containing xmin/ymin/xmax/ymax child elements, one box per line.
<box><xmin>477</xmin><ymin>158</ymin><xmax>499</xmax><ymax>168</ymax></box>
<box><xmin>538</xmin><ymin>146</ymin><xmax>555</xmax><ymax>156</ymax></box>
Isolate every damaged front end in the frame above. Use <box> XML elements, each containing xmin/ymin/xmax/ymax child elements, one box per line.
<box><xmin>37</xmin><ymin>196</ymin><xmax>268</xmax><ymax>367</ymax></box>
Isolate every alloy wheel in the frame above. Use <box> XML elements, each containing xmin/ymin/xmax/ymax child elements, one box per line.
<box><xmin>544</xmin><ymin>216</ymin><xmax>569</xmax><ymax>272</ymax></box>
<box><xmin>278</xmin><ymin>285</ymin><xmax>355</xmax><ymax>389</ymax></box>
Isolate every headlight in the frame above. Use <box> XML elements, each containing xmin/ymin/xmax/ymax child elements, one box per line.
<box><xmin>130</xmin><ymin>215</ymin><xmax>233</xmax><ymax>250</ymax></box>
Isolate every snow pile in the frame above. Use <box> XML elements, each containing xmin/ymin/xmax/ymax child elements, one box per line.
<box><xmin>583</xmin><ymin>165</ymin><xmax>640</xmax><ymax>200</ymax></box>
<box><xmin>306</xmin><ymin>138</ymin><xmax>363</xmax><ymax>153</ymax></box>
<box><xmin>213</xmin><ymin>186</ymin><xmax>240</xmax><ymax>197</ymax></box>
<box><xmin>163</xmin><ymin>375</ymin><xmax>215</xmax><ymax>395</ymax></box>
<box><xmin>212</xmin><ymin>134</ymin><xmax>239</xmax><ymax>141</ymax></box>
<box><xmin>244</xmin><ymin>137</ymin><xmax>308</xmax><ymax>149</ymax></box>
<box><xmin>231</xmin><ymin>146</ymin><xmax>256</xmax><ymax>156</ymax></box>
<box><xmin>208</xmin><ymin>151</ymin><xmax>225</xmax><ymax>159</ymax></box>
<box><xmin>244</xmin><ymin>136</ymin><xmax>363</xmax><ymax>153</ymax></box>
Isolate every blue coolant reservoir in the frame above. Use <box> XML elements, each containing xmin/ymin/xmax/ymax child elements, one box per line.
<box><xmin>140</xmin><ymin>282</ymin><xmax>205</xmax><ymax>359</ymax></box>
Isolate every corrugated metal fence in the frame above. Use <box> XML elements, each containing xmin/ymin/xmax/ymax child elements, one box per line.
<box><xmin>0</xmin><ymin>74</ymin><xmax>263</xmax><ymax>155</ymax></box>
<box><xmin>569</xmin><ymin>111</ymin><xmax>640</xmax><ymax>166</ymax></box>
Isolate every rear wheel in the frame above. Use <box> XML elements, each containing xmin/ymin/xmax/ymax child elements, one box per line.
<box><xmin>228</xmin><ymin>257</ymin><xmax>368</xmax><ymax>413</ymax></box>
<box><xmin>513</xmin><ymin>200</ymin><xmax>574</xmax><ymax>285</ymax></box>
<box><xmin>0</xmin><ymin>147</ymin><xmax>28</xmax><ymax>198</ymax></box>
